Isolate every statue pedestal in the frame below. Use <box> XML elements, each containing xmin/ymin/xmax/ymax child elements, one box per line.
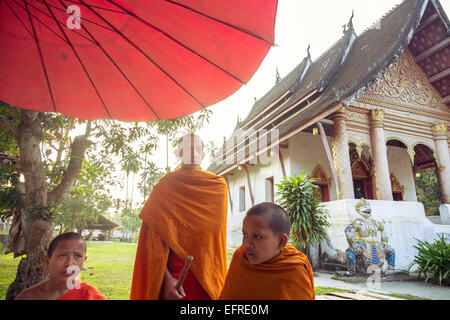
<box><xmin>321</xmin><ymin>200</ymin><xmax>439</xmax><ymax>271</ymax></box>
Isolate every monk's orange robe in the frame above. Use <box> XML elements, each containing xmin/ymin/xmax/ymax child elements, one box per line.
<box><xmin>130</xmin><ymin>168</ymin><xmax>228</xmax><ymax>300</ymax></box>
<box><xmin>220</xmin><ymin>244</ymin><xmax>315</xmax><ymax>300</ymax></box>
<box><xmin>57</xmin><ymin>282</ymin><xmax>106</xmax><ymax>300</ymax></box>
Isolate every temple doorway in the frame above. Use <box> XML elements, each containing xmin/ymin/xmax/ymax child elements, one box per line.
<box><xmin>413</xmin><ymin>144</ymin><xmax>440</xmax><ymax>216</ymax></box>
<box><xmin>350</xmin><ymin>144</ymin><xmax>374</xmax><ymax>199</ymax></box>
<box><xmin>311</xmin><ymin>165</ymin><xmax>330</xmax><ymax>202</ymax></box>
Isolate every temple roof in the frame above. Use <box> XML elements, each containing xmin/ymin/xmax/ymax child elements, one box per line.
<box><xmin>209</xmin><ymin>0</ymin><xmax>449</xmax><ymax>175</ymax></box>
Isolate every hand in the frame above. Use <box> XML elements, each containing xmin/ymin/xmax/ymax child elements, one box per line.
<box><xmin>161</xmin><ymin>269</ymin><xmax>186</xmax><ymax>300</ymax></box>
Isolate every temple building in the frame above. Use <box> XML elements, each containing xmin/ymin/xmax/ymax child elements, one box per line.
<box><xmin>208</xmin><ymin>0</ymin><xmax>450</xmax><ymax>270</ymax></box>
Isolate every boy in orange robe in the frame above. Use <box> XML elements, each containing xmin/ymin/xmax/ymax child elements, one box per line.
<box><xmin>220</xmin><ymin>202</ymin><xmax>315</xmax><ymax>300</ymax></box>
<box><xmin>130</xmin><ymin>134</ymin><xmax>228</xmax><ymax>300</ymax></box>
<box><xmin>15</xmin><ymin>232</ymin><xmax>106</xmax><ymax>300</ymax></box>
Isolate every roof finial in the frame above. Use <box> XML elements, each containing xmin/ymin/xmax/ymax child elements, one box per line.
<box><xmin>275</xmin><ymin>67</ymin><xmax>281</xmax><ymax>85</ymax></box>
<box><xmin>347</xmin><ymin>10</ymin><xmax>355</xmax><ymax>30</ymax></box>
<box><xmin>307</xmin><ymin>44</ymin><xmax>311</xmax><ymax>58</ymax></box>
<box><xmin>343</xmin><ymin>10</ymin><xmax>354</xmax><ymax>34</ymax></box>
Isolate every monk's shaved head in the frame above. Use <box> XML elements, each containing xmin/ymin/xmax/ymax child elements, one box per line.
<box><xmin>246</xmin><ymin>202</ymin><xmax>291</xmax><ymax>236</ymax></box>
<box><xmin>47</xmin><ymin>232</ymin><xmax>86</xmax><ymax>257</ymax></box>
<box><xmin>176</xmin><ymin>133</ymin><xmax>204</xmax><ymax>165</ymax></box>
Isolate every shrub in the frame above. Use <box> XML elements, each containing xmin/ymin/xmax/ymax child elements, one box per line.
<box><xmin>276</xmin><ymin>172</ymin><xmax>330</xmax><ymax>252</ymax></box>
<box><xmin>408</xmin><ymin>234</ymin><xmax>450</xmax><ymax>285</ymax></box>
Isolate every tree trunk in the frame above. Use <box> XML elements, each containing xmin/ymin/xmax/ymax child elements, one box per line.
<box><xmin>5</xmin><ymin>113</ymin><xmax>92</xmax><ymax>300</ymax></box>
<box><xmin>6</xmin><ymin>111</ymin><xmax>52</xmax><ymax>300</ymax></box>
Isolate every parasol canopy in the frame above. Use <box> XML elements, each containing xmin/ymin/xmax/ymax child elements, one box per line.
<box><xmin>0</xmin><ymin>0</ymin><xmax>278</xmax><ymax>121</ymax></box>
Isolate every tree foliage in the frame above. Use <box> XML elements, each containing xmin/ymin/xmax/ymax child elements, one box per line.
<box><xmin>276</xmin><ymin>172</ymin><xmax>330</xmax><ymax>250</ymax></box>
<box><xmin>0</xmin><ymin>100</ymin><xmax>212</xmax><ymax>298</ymax></box>
<box><xmin>415</xmin><ymin>168</ymin><xmax>441</xmax><ymax>216</ymax></box>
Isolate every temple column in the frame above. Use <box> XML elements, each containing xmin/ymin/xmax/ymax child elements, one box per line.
<box><xmin>432</xmin><ymin>123</ymin><xmax>450</xmax><ymax>203</ymax></box>
<box><xmin>330</xmin><ymin>107</ymin><xmax>354</xmax><ymax>199</ymax></box>
<box><xmin>370</xmin><ymin>109</ymin><xmax>393</xmax><ymax>200</ymax></box>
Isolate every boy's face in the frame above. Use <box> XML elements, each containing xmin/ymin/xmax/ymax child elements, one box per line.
<box><xmin>242</xmin><ymin>214</ymin><xmax>285</xmax><ymax>265</ymax></box>
<box><xmin>45</xmin><ymin>239</ymin><xmax>87</xmax><ymax>284</ymax></box>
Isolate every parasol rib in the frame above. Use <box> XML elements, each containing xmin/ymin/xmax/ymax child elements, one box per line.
<box><xmin>12</xmin><ymin>0</ymin><xmax>70</xmax><ymax>44</ymax></box>
<box><xmin>23</xmin><ymin>0</ymin><xmax>57</xmax><ymax>112</ymax></box>
<box><xmin>18</xmin><ymin>0</ymin><xmax>97</xmax><ymax>44</ymax></box>
<box><xmin>60</xmin><ymin>0</ymin><xmax>128</xmax><ymax>14</ymax></box>
<box><xmin>4</xmin><ymin>0</ymin><xmax>34</xmax><ymax>38</ymax></box>
<box><xmin>106</xmin><ymin>0</ymin><xmax>246</xmax><ymax>84</ymax></box>
<box><xmin>42</xmin><ymin>0</ymin><xmax>113</xmax><ymax>119</ymax></box>
<box><xmin>32</xmin><ymin>0</ymin><xmax>117</xmax><ymax>33</ymax></box>
<box><xmin>58</xmin><ymin>0</ymin><xmax>161</xmax><ymax>120</ymax></box>
<box><xmin>166</xmin><ymin>0</ymin><xmax>274</xmax><ymax>46</ymax></box>
<box><xmin>78</xmin><ymin>0</ymin><xmax>207</xmax><ymax>111</ymax></box>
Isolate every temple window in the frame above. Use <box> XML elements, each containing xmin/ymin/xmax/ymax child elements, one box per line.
<box><xmin>265</xmin><ymin>177</ymin><xmax>274</xmax><ymax>202</ymax></box>
<box><xmin>239</xmin><ymin>186</ymin><xmax>246</xmax><ymax>212</ymax></box>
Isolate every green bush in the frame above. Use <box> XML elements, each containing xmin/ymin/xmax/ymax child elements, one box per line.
<box><xmin>408</xmin><ymin>234</ymin><xmax>450</xmax><ymax>285</ymax></box>
<box><xmin>276</xmin><ymin>172</ymin><xmax>330</xmax><ymax>251</ymax></box>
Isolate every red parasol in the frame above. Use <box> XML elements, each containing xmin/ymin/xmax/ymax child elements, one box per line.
<box><xmin>0</xmin><ymin>0</ymin><xmax>278</xmax><ymax>121</ymax></box>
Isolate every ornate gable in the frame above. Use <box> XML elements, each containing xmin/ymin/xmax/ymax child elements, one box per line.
<box><xmin>359</xmin><ymin>50</ymin><xmax>448</xmax><ymax>113</ymax></box>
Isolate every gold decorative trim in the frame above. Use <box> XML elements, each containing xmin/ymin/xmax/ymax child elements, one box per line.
<box><xmin>364</xmin><ymin>50</ymin><xmax>448</xmax><ymax>112</ymax></box>
<box><xmin>371</xmin><ymin>109</ymin><xmax>385</xmax><ymax>121</ymax></box>
<box><xmin>432</xmin><ymin>123</ymin><xmax>448</xmax><ymax>133</ymax></box>
<box><xmin>411</xmin><ymin>141</ymin><xmax>436</xmax><ymax>154</ymax></box>
<box><xmin>311</xmin><ymin>164</ymin><xmax>329</xmax><ymax>185</ymax></box>
<box><xmin>385</xmin><ymin>136</ymin><xmax>409</xmax><ymax>148</ymax></box>
<box><xmin>356</xmin><ymin>97</ymin><xmax>450</xmax><ymax>120</ymax></box>
<box><xmin>390</xmin><ymin>173</ymin><xmax>404</xmax><ymax>195</ymax></box>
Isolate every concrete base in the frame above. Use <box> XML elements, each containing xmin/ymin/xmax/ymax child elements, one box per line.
<box><xmin>321</xmin><ymin>200</ymin><xmax>439</xmax><ymax>271</ymax></box>
<box><xmin>440</xmin><ymin>204</ymin><xmax>450</xmax><ymax>224</ymax></box>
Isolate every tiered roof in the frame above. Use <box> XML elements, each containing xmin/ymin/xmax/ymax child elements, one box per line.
<box><xmin>209</xmin><ymin>0</ymin><xmax>449</xmax><ymax>175</ymax></box>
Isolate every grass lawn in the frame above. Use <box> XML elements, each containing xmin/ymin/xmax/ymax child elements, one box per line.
<box><xmin>78</xmin><ymin>242</ymin><xmax>138</xmax><ymax>300</ymax></box>
<box><xmin>1</xmin><ymin>243</ymin><xmax>426</xmax><ymax>300</ymax></box>
<box><xmin>1</xmin><ymin>242</ymin><xmax>235</xmax><ymax>300</ymax></box>
<box><xmin>0</xmin><ymin>242</ymin><xmax>138</xmax><ymax>300</ymax></box>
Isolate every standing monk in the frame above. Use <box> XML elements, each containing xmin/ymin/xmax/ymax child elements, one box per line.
<box><xmin>130</xmin><ymin>134</ymin><xmax>228</xmax><ymax>300</ymax></box>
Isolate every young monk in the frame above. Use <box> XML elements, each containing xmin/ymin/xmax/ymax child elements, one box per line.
<box><xmin>15</xmin><ymin>232</ymin><xmax>106</xmax><ymax>300</ymax></box>
<box><xmin>220</xmin><ymin>202</ymin><xmax>315</xmax><ymax>300</ymax></box>
<box><xmin>130</xmin><ymin>133</ymin><xmax>228</xmax><ymax>300</ymax></box>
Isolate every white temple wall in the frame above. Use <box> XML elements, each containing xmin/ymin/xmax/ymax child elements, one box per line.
<box><xmin>387</xmin><ymin>145</ymin><xmax>417</xmax><ymax>201</ymax></box>
<box><xmin>287</xmin><ymin>132</ymin><xmax>338</xmax><ymax>200</ymax></box>
<box><xmin>225</xmin><ymin>154</ymin><xmax>286</xmax><ymax>249</ymax></box>
<box><xmin>322</xmin><ymin>199</ymin><xmax>439</xmax><ymax>271</ymax></box>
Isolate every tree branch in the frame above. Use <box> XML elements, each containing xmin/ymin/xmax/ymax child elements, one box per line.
<box><xmin>0</xmin><ymin>115</ymin><xmax>19</xmax><ymax>141</ymax></box>
<box><xmin>46</xmin><ymin>134</ymin><xmax>94</xmax><ymax>206</ymax></box>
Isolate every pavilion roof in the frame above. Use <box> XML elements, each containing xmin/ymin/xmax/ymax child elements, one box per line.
<box><xmin>85</xmin><ymin>215</ymin><xmax>119</xmax><ymax>230</ymax></box>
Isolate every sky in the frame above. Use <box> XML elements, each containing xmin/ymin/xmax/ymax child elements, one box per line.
<box><xmin>130</xmin><ymin>0</ymin><xmax>450</xmax><ymax>205</ymax></box>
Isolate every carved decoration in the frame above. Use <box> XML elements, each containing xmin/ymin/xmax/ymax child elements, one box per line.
<box><xmin>390</xmin><ymin>173</ymin><xmax>404</xmax><ymax>195</ymax></box>
<box><xmin>311</xmin><ymin>165</ymin><xmax>330</xmax><ymax>202</ymax></box>
<box><xmin>364</xmin><ymin>51</ymin><xmax>448</xmax><ymax>112</ymax></box>
<box><xmin>432</xmin><ymin>122</ymin><xmax>448</xmax><ymax>133</ymax></box>
<box><xmin>407</xmin><ymin>147</ymin><xmax>415</xmax><ymax>166</ymax></box>
<box><xmin>311</xmin><ymin>165</ymin><xmax>329</xmax><ymax>185</ymax></box>
<box><xmin>371</xmin><ymin>109</ymin><xmax>385</xmax><ymax>121</ymax></box>
<box><xmin>352</xmin><ymin>159</ymin><xmax>371</xmax><ymax>179</ymax></box>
